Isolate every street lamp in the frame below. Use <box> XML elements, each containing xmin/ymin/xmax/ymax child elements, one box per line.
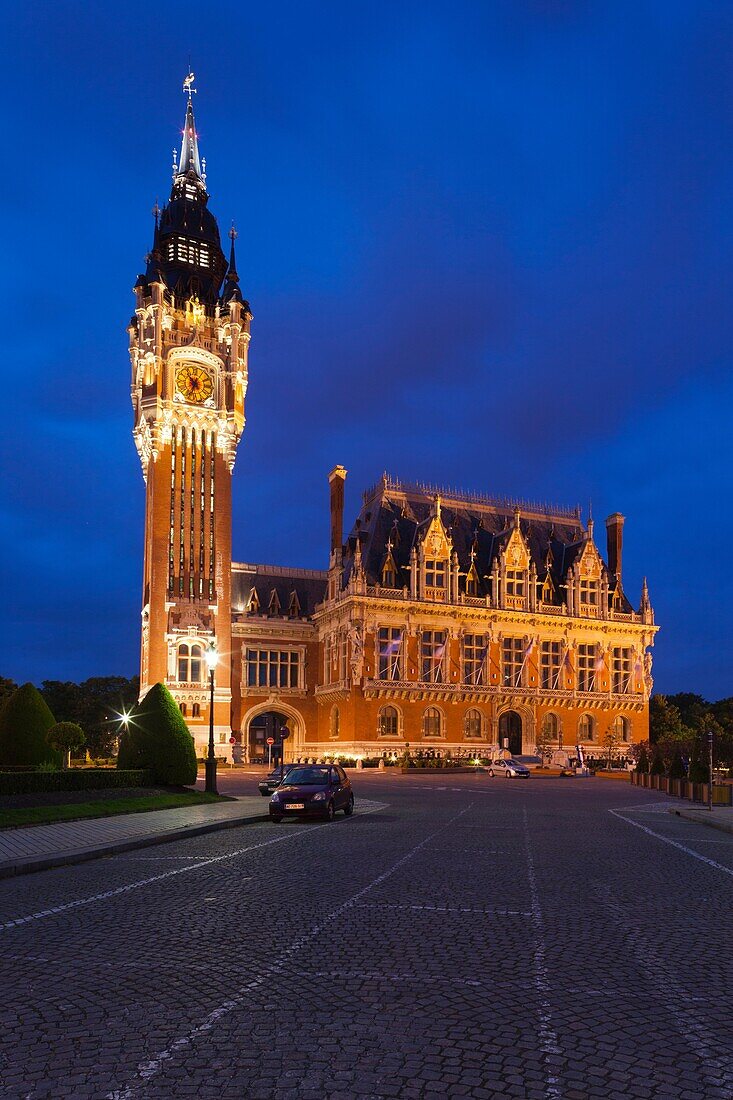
<box><xmin>205</xmin><ymin>643</ymin><xmax>218</xmax><ymax>794</ymax></box>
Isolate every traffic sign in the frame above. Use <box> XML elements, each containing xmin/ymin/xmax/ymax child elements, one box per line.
<box><xmin>266</xmin><ymin>736</ymin><xmax>275</xmax><ymax>746</ymax></box>
<box><xmin>280</xmin><ymin>729</ymin><xmax>291</xmax><ymax>740</ymax></box>
<box><xmin>229</xmin><ymin>736</ymin><xmax>236</xmax><ymax>745</ymax></box>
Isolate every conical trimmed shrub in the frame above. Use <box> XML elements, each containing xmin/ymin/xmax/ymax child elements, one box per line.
<box><xmin>117</xmin><ymin>683</ymin><xmax>197</xmax><ymax>786</ymax></box>
<box><xmin>0</xmin><ymin>683</ymin><xmax>62</xmax><ymax>767</ymax></box>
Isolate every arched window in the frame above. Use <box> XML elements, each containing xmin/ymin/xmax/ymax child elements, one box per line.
<box><xmin>613</xmin><ymin>715</ymin><xmax>631</xmax><ymax>743</ymax></box>
<box><xmin>464</xmin><ymin>709</ymin><xmax>483</xmax><ymax>739</ymax></box>
<box><xmin>578</xmin><ymin>714</ymin><xmax>594</xmax><ymax>742</ymax></box>
<box><xmin>179</xmin><ymin>702</ymin><xmax>188</xmax><ymax>717</ymax></box>
<box><xmin>423</xmin><ymin>707</ymin><xmax>443</xmax><ymax>738</ymax></box>
<box><xmin>542</xmin><ymin>713</ymin><xmax>559</xmax><ymax>739</ymax></box>
<box><xmin>178</xmin><ymin>643</ymin><xmax>204</xmax><ymax>684</ymax></box>
<box><xmin>192</xmin><ymin>703</ymin><xmax>200</xmax><ymax>718</ymax></box>
<box><xmin>378</xmin><ymin>705</ymin><xmax>399</xmax><ymax>737</ymax></box>
<box><xmin>330</xmin><ymin>706</ymin><xmax>340</xmax><ymax>740</ymax></box>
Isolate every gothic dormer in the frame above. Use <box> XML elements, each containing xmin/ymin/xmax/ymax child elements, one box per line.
<box><xmin>499</xmin><ymin>509</ymin><xmax>530</xmax><ymax>610</ymax></box>
<box><xmin>573</xmin><ymin>523</ymin><xmax>604</xmax><ymax>616</ymax></box>
<box><xmin>381</xmin><ymin>539</ymin><xmax>398</xmax><ymax>588</ymax></box>
<box><xmin>419</xmin><ymin>495</ymin><xmax>451</xmax><ymax>601</ymax></box>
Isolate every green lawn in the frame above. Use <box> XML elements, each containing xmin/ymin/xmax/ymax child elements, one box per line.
<box><xmin>0</xmin><ymin>791</ymin><xmax>231</xmax><ymax>829</ymax></box>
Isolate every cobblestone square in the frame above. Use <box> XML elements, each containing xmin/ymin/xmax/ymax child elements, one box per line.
<box><xmin>0</xmin><ymin>773</ymin><xmax>731</xmax><ymax>1098</ymax></box>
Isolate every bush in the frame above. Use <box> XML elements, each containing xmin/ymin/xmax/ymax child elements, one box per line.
<box><xmin>0</xmin><ymin>769</ymin><xmax>153</xmax><ymax>795</ymax></box>
<box><xmin>0</xmin><ymin>683</ymin><xmax>62</xmax><ymax>768</ymax></box>
<box><xmin>668</xmin><ymin>745</ymin><xmax>686</xmax><ymax>780</ymax></box>
<box><xmin>118</xmin><ymin>683</ymin><xmax>197</xmax><ymax>786</ymax></box>
<box><xmin>649</xmin><ymin>746</ymin><xmax>666</xmax><ymax>776</ymax></box>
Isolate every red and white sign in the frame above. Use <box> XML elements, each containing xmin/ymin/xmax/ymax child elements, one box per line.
<box><xmin>229</xmin><ymin>736</ymin><xmax>236</xmax><ymax>745</ymax></box>
<box><xmin>266</xmin><ymin>736</ymin><xmax>275</xmax><ymax>746</ymax></box>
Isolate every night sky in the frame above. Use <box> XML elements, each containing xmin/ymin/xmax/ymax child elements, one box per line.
<box><xmin>4</xmin><ymin>2</ymin><xmax>733</xmax><ymax>697</ymax></box>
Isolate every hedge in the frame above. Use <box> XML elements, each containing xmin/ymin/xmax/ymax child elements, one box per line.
<box><xmin>0</xmin><ymin>769</ymin><xmax>154</xmax><ymax>796</ymax></box>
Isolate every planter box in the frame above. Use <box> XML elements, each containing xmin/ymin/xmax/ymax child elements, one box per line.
<box><xmin>401</xmin><ymin>766</ymin><xmax>479</xmax><ymax>774</ymax></box>
<box><xmin>713</xmin><ymin>785</ymin><xmax>733</xmax><ymax>806</ymax></box>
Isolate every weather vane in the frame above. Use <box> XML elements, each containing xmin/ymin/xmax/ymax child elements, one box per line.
<box><xmin>183</xmin><ymin>70</ymin><xmax>196</xmax><ymax>99</ymax></box>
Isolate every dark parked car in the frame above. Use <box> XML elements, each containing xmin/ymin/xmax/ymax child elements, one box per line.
<box><xmin>269</xmin><ymin>764</ymin><xmax>354</xmax><ymax>822</ymax></box>
<box><xmin>258</xmin><ymin>765</ymin><xmax>298</xmax><ymax>798</ymax></box>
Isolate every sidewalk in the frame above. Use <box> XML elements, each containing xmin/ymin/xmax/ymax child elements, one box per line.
<box><xmin>0</xmin><ymin>794</ymin><xmax>268</xmax><ymax>879</ymax></box>
<box><xmin>669</xmin><ymin>804</ymin><xmax>733</xmax><ymax>837</ymax></box>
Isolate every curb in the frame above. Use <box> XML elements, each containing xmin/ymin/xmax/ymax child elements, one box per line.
<box><xmin>0</xmin><ymin>810</ymin><xmax>268</xmax><ymax>880</ymax></box>
<box><xmin>669</xmin><ymin>807</ymin><xmax>733</xmax><ymax>837</ymax></box>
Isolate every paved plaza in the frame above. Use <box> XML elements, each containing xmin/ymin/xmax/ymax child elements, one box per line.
<box><xmin>0</xmin><ymin>773</ymin><xmax>731</xmax><ymax>1099</ymax></box>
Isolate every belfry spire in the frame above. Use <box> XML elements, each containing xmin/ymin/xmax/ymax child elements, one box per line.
<box><xmin>174</xmin><ymin>71</ymin><xmax>205</xmax><ymax>194</ymax></box>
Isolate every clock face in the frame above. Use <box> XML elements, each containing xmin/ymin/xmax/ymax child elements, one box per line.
<box><xmin>176</xmin><ymin>364</ymin><xmax>213</xmax><ymax>404</ymax></box>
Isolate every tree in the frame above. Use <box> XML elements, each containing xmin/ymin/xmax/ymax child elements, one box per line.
<box><xmin>649</xmin><ymin>745</ymin><xmax>666</xmax><ymax>776</ymax></box>
<box><xmin>0</xmin><ymin>677</ymin><xmax>17</xmax><ymax>710</ymax></box>
<box><xmin>602</xmin><ymin>726</ymin><xmax>621</xmax><ymax>770</ymax></box>
<box><xmin>635</xmin><ymin>743</ymin><xmax>650</xmax><ymax>774</ymax></box>
<box><xmin>0</xmin><ymin>683</ymin><xmax>62</xmax><ymax>768</ymax></box>
<box><xmin>117</xmin><ymin>683</ymin><xmax>197</xmax><ymax>786</ymax></box>
<box><xmin>46</xmin><ymin>722</ymin><xmax>86</xmax><ymax>769</ymax></box>
<box><xmin>668</xmin><ymin>744</ymin><xmax>686</xmax><ymax>780</ymax></box>
<box><xmin>41</xmin><ymin>676</ymin><xmax>140</xmax><ymax>758</ymax></box>
<box><xmin>649</xmin><ymin>696</ymin><xmax>686</xmax><ymax>745</ymax></box>
<box><xmin>534</xmin><ymin>723</ymin><xmax>553</xmax><ymax>767</ymax></box>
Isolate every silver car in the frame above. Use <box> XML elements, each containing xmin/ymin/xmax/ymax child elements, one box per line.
<box><xmin>487</xmin><ymin>758</ymin><xmax>530</xmax><ymax>778</ymax></box>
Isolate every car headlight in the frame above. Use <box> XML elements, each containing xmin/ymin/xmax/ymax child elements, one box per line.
<box><xmin>270</xmin><ymin>792</ymin><xmax>281</xmax><ymax>803</ymax></box>
<box><xmin>311</xmin><ymin>792</ymin><xmax>326</xmax><ymax>801</ymax></box>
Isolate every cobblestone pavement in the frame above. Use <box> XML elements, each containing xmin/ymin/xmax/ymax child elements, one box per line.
<box><xmin>0</xmin><ymin>774</ymin><xmax>731</xmax><ymax>1099</ymax></box>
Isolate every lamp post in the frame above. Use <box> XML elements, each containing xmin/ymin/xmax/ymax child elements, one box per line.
<box><xmin>205</xmin><ymin>643</ymin><xmax>218</xmax><ymax>794</ymax></box>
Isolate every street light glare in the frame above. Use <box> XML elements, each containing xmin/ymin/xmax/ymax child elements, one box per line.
<box><xmin>205</xmin><ymin>644</ymin><xmax>218</xmax><ymax>671</ymax></box>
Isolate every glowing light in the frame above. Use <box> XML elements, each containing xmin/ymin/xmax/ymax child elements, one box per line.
<box><xmin>205</xmin><ymin>643</ymin><xmax>218</xmax><ymax>672</ymax></box>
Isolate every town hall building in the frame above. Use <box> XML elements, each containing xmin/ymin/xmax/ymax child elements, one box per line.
<box><xmin>129</xmin><ymin>80</ymin><xmax>658</xmax><ymax>763</ymax></box>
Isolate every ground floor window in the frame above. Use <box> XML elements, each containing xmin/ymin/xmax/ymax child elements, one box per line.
<box><xmin>612</xmin><ymin>715</ymin><xmax>631</xmax><ymax>742</ymax></box>
<box><xmin>464</xmin><ymin>709</ymin><xmax>483</xmax><ymax>739</ymax></box>
<box><xmin>579</xmin><ymin>713</ymin><xmax>595</xmax><ymax>742</ymax></box>
<box><xmin>423</xmin><ymin>706</ymin><xmax>443</xmax><ymax>738</ymax></box>
<box><xmin>330</xmin><ymin>706</ymin><xmax>340</xmax><ymax>739</ymax></box>
<box><xmin>378</xmin><ymin>705</ymin><xmax>400</xmax><ymax>737</ymax></box>
<box><xmin>542</xmin><ymin>712</ymin><xmax>559</xmax><ymax>739</ymax></box>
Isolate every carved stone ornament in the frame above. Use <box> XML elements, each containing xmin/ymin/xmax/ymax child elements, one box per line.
<box><xmin>349</xmin><ymin>623</ymin><xmax>364</xmax><ymax>681</ymax></box>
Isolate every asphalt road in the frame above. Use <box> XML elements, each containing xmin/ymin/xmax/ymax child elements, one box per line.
<box><xmin>1</xmin><ymin>772</ymin><xmax>732</xmax><ymax>1099</ymax></box>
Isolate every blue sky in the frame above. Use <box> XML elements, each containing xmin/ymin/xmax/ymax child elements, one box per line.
<box><xmin>3</xmin><ymin>1</ymin><xmax>732</xmax><ymax>697</ymax></box>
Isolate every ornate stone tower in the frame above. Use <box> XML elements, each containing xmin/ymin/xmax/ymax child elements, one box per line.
<box><xmin>129</xmin><ymin>74</ymin><xmax>251</xmax><ymax>749</ymax></box>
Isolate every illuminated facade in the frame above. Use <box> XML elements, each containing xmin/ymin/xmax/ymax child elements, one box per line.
<box><xmin>131</xmin><ymin>83</ymin><xmax>658</xmax><ymax>762</ymax></box>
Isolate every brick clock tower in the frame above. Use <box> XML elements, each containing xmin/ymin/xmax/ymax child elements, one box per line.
<box><xmin>129</xmin><ymin>75</ymin><xmax>251</xmax><ymax>752</ymax></box>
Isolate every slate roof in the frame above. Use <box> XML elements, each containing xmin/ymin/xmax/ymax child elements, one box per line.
<box><xmin>341</xmin><ymin>476</ymin><xmax>635</xmax><ymax>613</ymax></box>
<box><xmin>232</xmin><ymin>563</ymin><xmax>327</xmax><ymax>620</ymax></box>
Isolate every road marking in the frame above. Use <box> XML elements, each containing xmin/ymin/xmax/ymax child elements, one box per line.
<box><xmin>106</xmin><ymin>803</ymin><xmax>473</xmax><ymax>1099</ymax></box>
<box><xmin>0</xmin><ymin>801</ymin><xmax>387</xmax><ymax>933</ymax></box>
<box><xmin>608</xmin><ymin>809</ymin><xmax>733</xmax><ymax>878</ymax></box>
<box><xmin>523</xmin><ymin>807</ymin><xmax>562</xmax><ymax>1099</ymax></box>
<box><xmin>354</xmin><ymin>901</ymin><xmax>532</xmax><ymax>916</ymax></box>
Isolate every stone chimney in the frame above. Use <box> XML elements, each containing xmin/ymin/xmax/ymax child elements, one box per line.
<box><xmin>328</xmin><ymin>466</ymin><xmax>347</xmax><ymax>555</ymax></box>
<box><xmin>605</xmin><ymin>512</ymin><xmax>625</xmax><ymax>582</ymax></box>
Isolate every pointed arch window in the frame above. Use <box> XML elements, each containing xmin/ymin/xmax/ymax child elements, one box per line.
<box><xmin>422</xmin><ymin>707</ymin><xmax>443</xmax><ymax>739</ymax></box>
<box><xmin>248</xmin><ymin>588</ymin><xmax>260</xmax><ymax>614</ymax></box>
<box><xmin>288</xmin><ymin>590</ymin><xmax>301</xmax><ymax>618</ymax></box>
<box><xmin>578</xmin><ymin>714</ymin><xmax>595</xmax><ymax>742</ymax></box>
<box><xmin>378</xmin><ymin>705</ymin><xmax>400</xmax><ymax>737</ymax></box>
<box><xmin>612</xmin><ymin>715</ymin><xmax>631</xmax><ymax>743</ymax></box>
<box><xmin>464</xmin><ymin>709</ymin><xmax>483</xmax><ymax>739</ymax></box>
<box><xmin>268</xmin><ymin>589</ymin><xmax>281</xmax><ymax>616</ymax></box>
<box><xmin>542</xmin><ymin>713</ymin><xmax>559</xmax><ymax>739</ymax></box>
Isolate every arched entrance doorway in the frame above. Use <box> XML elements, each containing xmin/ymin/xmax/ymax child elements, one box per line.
<box><xmin>499</xmin><ymin>710</ymin><xmax>523</xmax><ymax>756</ymax></box>
<box><xmin>247</xmin><ymin>711</ymin><xmax>292</xmax><ymax>765</ymax></box>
